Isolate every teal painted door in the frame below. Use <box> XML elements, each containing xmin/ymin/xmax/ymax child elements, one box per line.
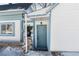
<box><xmin>37</xmin><ymin>25</ymin><xmax>47</xmax><ymax>50</ymax></box>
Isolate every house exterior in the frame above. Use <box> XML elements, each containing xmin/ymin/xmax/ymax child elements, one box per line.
<box><xmin>27</xmin><ymin>3</ymin><xmax>79</xmax><ymax>53</ymax></box>
<box><xmin>27</xmin><ymin>3</ymin><xmax>58</xmax><ymax>51</ymax></box>
<box><xmin>0</xmin><ymin>9</ymin><xmax>29</xmax><ymax>52</ymax></box>
<box><xmin>1</xmin><ymin>3</ymin><xmax>79</xmax><ymax>55</ymax></box>
<box><xmin>50</xmin><ymin>3</ymin><xmax>79</xmax><ymax>52</ymax></box>
<box><xmin>0</xmin><ymin>3</ymin><xmax>32</xmax><ymax>52</ymax></box>
<box><xmin>0</xmin><ymin>9</ymin><xmax>25</xmax><ymax>44</ymax></box>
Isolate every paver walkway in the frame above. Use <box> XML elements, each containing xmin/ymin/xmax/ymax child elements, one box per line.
<box><xmin>25</xmin><ymin>50</ymin><xmax>52</xmax><ymax>56</ymax></box>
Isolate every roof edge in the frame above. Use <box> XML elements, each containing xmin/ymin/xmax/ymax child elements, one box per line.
<box><xmin>46</xmin><ymin>3</ymin><xmax>59</xmax><ymax>14</ymax></box>
<box><xmin>27</xmin><ymin>3</ymin><xmax>59</xmax><ymax>17</ymax></box>
<box><xmin>0</xmin><ymin>9</ymin><xmax>25</xmax><ymax>13</ymax></box>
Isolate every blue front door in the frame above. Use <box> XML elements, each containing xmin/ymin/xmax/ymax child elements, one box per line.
<box><xmin>37</xmin><ymin>25</ymin><xmax>47</xmax><ymax>50</ymax></box>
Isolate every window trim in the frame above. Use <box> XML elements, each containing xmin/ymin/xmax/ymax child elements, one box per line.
<box><xmin>0</xmin><ymin>22</ymin><xmax>15</xmax><ymax>36</ymax></box>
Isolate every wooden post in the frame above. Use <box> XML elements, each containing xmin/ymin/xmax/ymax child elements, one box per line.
<box><xmin>24</xmin><ymin>14</ymin><xmax>28</xmax><ymax>52</ymax></box>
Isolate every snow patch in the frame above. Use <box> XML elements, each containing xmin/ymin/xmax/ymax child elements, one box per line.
<box><xmin>0</xmin><ymin>46</ymin><xmax>24</xmax><ymax>56</ymax></box>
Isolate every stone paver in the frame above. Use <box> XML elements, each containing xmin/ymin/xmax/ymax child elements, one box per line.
<box><xmin>0</xmin><ymin>46</ymin><xmax>52</xmax><ymax>56</ymax></box>
<box><xmin>25</xmin><ymin>50</ymin><xmax>52</xmax><ymax>56</ymax></box>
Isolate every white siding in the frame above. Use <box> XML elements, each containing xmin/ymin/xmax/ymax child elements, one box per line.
<box><xmin>50</xmin><ymin>3</ymin><xmax>79</xmax><ymax>51</ymax></box>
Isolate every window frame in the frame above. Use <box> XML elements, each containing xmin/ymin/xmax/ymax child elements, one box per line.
<box><xmin>0</xmin><ymin>22</ymin><xmax>15</xmax><ymax>36</ymax></box>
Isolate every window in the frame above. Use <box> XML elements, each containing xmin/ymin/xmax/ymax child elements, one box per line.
<box><xmin>0</xmin><ymin>22</ymin><xmax>15</xmax><ymax>36</ymax></box>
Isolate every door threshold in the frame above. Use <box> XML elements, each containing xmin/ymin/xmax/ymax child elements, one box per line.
<box><xmin>33</xmin><ymin>48</ymin><xmax>48</xmax><ymax>51</ymax></box>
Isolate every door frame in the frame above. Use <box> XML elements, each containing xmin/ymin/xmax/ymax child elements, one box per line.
<box><xmin>36</xmin><ymin>24</ymin><xmax>47</xmax><ymax>50</ymax></box>
<box><xmin>33</xmin><ymin>19</ymin><xmax>48</xmax><ymax>50</ymax></box>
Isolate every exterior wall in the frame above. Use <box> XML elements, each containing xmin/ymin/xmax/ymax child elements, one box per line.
<box><xmin>0</xmin><ymin>20</ymin><xmax>21</xmax><ymax>42</ymax></box>
<box><xmin>0</xmin><ymin>10</ymin><xmax>24</xmax><ymax>43</ymax></box>
<box><xmin>50</xmin><ymin>3</ymin><xmax>79</xmax><ymax>51</ymax></box>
